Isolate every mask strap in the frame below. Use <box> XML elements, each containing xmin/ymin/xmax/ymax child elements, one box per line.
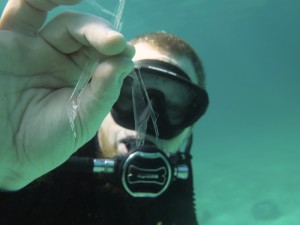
<box><xmin>184</xmin><ymin>134</ymin><xmax>193</xmax><ymax>157</ymax></box>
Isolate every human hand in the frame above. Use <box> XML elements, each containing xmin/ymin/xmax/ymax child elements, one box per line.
<box><xmin>0</xmin><ymin>0</ymin><xmax>134</xmax><ymax>190</ymax></box>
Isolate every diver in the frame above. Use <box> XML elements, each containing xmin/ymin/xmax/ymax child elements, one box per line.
<box><xmin>0</xmin><ymin>1</ymin><xmax>208</xmax><ymax>225</ymax></box>
<box><xmin>0</xmin><ymin>30</ymin><xmax>208</xmax><ymax>225</ymax></box>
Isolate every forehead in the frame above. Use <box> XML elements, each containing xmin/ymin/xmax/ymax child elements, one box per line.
<box><xmin>133</xmin><ymin>43</ymin><xmax>198</xmax><ymax>85</ymax></box>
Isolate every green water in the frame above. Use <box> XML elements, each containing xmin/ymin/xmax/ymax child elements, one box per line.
<box><xmin>113</xmin><ymin>1</ymin><xmax>300</xmax><ymax>223</ymax></box>
<box><xmin>2</xmin><ymin>0</ymin><xmax>300</xmax><ymax>224</ymax></box>
<box><xmin>114</xmin><ymin>1</ymin><xmax>300</xmax><ymax>224</ymax></box>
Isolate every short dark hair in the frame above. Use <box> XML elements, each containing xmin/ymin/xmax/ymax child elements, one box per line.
<box><xmin>131</xmin><ymin>31</ymin><xmax>206</xmax><ymax>88</ymax></box>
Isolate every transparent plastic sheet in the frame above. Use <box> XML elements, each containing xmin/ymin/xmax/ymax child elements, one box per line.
<box><xmin>87</xmin><ymin>0</ymin><xmax>124</xmax><ymax>31</ymax></box>
<box><xmin>67</xmin><ymin>59</ymin><xmax>98</xmax><ymax>136</ymax></box>
<box><xmin>131</xmin><ymin>69</ymin><xmax>159</xmax><ymax>147</ymax></box>
<box><xmin>67</xmin><ymin>0</ymin><xmax>158</xmax><ymax>148</ymax></box>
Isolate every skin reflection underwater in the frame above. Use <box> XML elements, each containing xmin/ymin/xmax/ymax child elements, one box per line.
<box><xmin>0</xmin><ymin>1</ymin><xmax>208</xmax><ymax>225</ymax></box>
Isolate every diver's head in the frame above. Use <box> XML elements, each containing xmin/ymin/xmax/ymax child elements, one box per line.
<box><xmin>130</xmin><ymin>31</ymin><xmax>205</xmax><ymax>88</ymax></box>
<box><xmin>97</xmin><ymin>32</ymin><xmax>208</xmax><ymax>157</ymax></box>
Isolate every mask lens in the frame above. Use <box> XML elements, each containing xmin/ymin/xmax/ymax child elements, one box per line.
<box><xmin>114</xmin><ymin>77</ymin><xmax>133</xmax><ymax>112</ymax></box>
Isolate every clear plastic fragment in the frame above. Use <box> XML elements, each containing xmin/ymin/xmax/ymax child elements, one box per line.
<box><xmin>131</xmin><ymin>69</ymin><xmax>159</xmax><ymax>148</ymax></box>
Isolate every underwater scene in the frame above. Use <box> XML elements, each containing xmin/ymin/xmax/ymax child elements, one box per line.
<box><xmin>1</xmin><ymin>0</ymin><xmax>299</xmax><ymax>224</ymax></box>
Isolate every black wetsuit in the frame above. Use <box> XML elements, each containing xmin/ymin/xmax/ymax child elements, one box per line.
<box><xmin>0</xmin><ymin>137</ymin><xmax>199</xmax><ymax>225</ymax></box>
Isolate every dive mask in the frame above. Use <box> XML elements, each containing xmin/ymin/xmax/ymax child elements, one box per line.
<box><xmin>111</xmin><ymin>59</ymin><xmax>209</xmax><ymax>139</ymax></box>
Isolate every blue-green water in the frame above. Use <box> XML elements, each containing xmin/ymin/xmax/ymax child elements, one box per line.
<box><xmin>2</xmin><ymin>0</ymin><xmax>300</xmax><ymax>224</ymax></box>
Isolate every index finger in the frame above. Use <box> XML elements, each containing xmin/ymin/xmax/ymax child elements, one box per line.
<box><xmin>0</xmin><ymin>0</ymin><xmax>81</xmax><ymax>34</ymax></box>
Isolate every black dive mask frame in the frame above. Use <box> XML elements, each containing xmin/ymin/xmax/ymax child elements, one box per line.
<box><xmin>111</xmin><ymin>59</ymin><xmax>209</xmax><ymax>139</ymax></box>
<box><xmin>60</xmin><ymin>135</ymin><xmax>194</xmax><ymax>198</ymax></box>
